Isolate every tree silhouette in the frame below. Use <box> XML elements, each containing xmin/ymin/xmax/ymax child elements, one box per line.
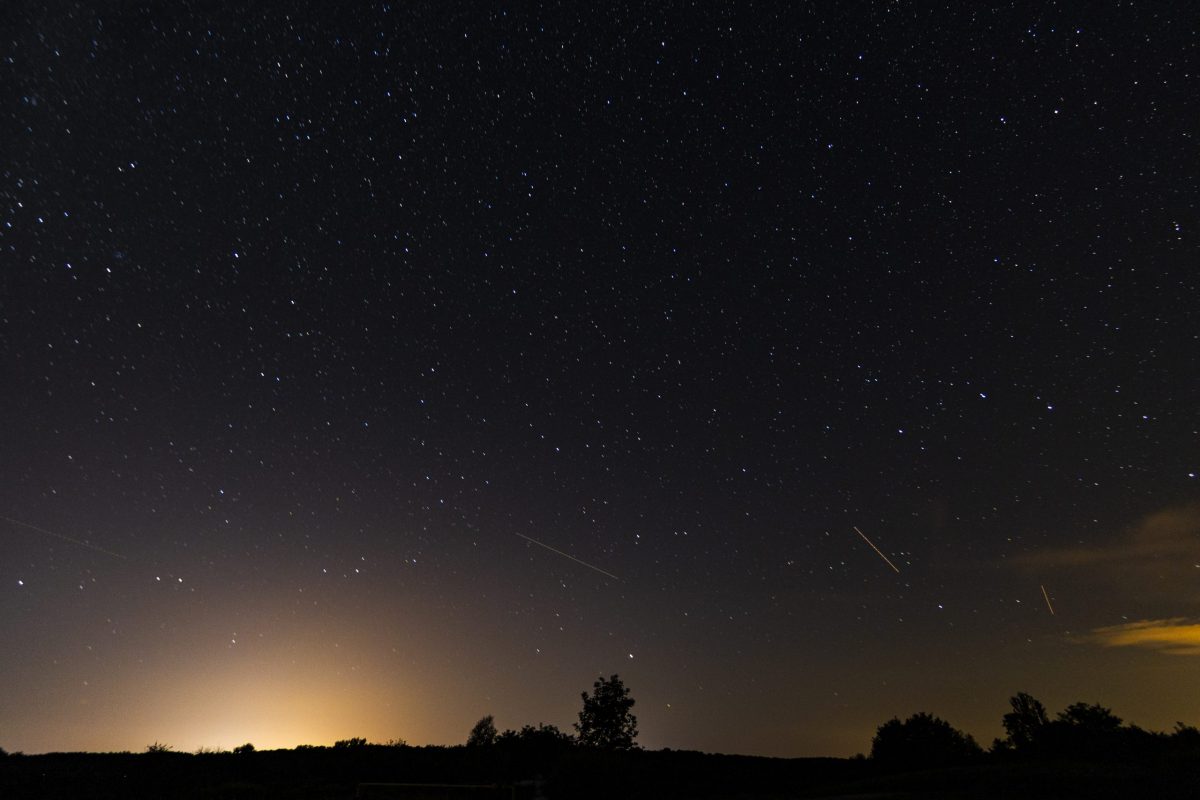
<box><xmin>1057</xmin><ymin>702</ymin><xmax>1122</xmax><ymax>731</ymax></box>
<box><xmin>467</xmin><ymin>715</ymin><xmax>498</xmax><ymax>747</ymax></box>
<box><xmin>870</xmin><ymin>712</ymin><xmax>981</xmax><ymax>767</ymax></box>
<box><xmin>499</xmin><ymin>723</ymin><xmax>574</xmax><ymax>747</ymax></box>
<box><xmin>1172</xmin><ymin>722</ymin><xmax>1200</xmax><ymax>743</ymax></box>
<box><xmin>1002</xmin><ymin>692</ymin><xmax>1049</xmax><ymax>751</ymax></box>
<box><xmin>233</xmin><ymin>742</ymin><xmax>255</xmax><ymax>754</ymax></box>
<box><xmin>1031</xmin><ymin>701</ymin><xmax>1126</xmax><ymax>757</ymax></box>
<box><xmin>575</xmin><ymin>674</ymin><xmax>638</xmax><ymax>749</ymax></box>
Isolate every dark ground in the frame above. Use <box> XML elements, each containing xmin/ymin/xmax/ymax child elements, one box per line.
<box><xmin>1</xmin><ymin>745</ymin><xmax>1198</xmax><ymax>799</ymax></box>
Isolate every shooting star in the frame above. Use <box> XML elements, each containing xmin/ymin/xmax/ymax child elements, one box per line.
<box><xmin>853</xmin><ymin>526</ymin><xmax>900</xmax><ymax>574</ymax></box>
<box><xmin>1</xmin><ymin>515</ymin><xmax>127</xmax><ymax>560</ymax></box>
<box><xmin>514</xmin><ymin>533</ymin><xmax>621</xmax><ymax>581</ymax></box>
<box><xmin>1040</xmin><ymin>584</ymin><xmax>1055</xmax><ymax>616</ymax></box>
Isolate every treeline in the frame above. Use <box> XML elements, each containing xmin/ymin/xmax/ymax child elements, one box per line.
<box><xmin>3</xmin><ymin>685</ymin><xmax>1199</xmax><ymax>798</ymax></box>
<box><xmin>871</xmin><ymin>692</ymin><xmax>1200</xmax><ymax>768</ymax></box>
<box><xmin>463</xmin><ymin>673</ymin><xmax>639</xmax><ymax>752</ymax></box>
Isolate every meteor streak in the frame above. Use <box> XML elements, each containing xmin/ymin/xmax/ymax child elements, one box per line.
<box><xmin>1040</xmin><ymin>584</ymin><xmax>1055</xmax><ymax>615</ymax></box>
<box><xmin>1</xmin><ymin>515</ymin><xmax>127</xmax><ymax>560</ymax></box>
<box><xmin>852</xmin><ymin>526</ymin><xmax>900</xmax><ymax>573</ymax></box>
<box><xmin>514</xmin><ymin>532</ymin><xmax>621</xmax><ymax>581</ymax></box>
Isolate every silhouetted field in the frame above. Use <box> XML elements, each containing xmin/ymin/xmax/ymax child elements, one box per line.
<box><xmin>1</xmin><ymin>744</ymin><xmax>1198</xmax><ymax>800</ymax></box>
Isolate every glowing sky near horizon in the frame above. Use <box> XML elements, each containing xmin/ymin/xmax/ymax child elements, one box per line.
<box><xmin>2</xmin><ymin>3</ymin><xmax>1197</xmax><ymax>758</ymax></box>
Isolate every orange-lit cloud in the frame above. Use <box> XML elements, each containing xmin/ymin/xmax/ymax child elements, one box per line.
<box><xmin>1015</xmin><ymin>505</ymin><xmax>1200</xmax><ymax>603</ymax></box>
<box><xmin>1019</xmin><ymin>506</ymin><xmax>1200</xmax><ymax>567</ymax></box>
<box><xmin>1083</xmin><ymin>618</ymin><xmax>1200</xmax><ymax>656</ymax></box>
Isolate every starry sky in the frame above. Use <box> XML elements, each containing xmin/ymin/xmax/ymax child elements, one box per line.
<box><xmin>2</xmin><ymin>3</ymin><xmax>1197</xmax><ymax>758</ymax></box>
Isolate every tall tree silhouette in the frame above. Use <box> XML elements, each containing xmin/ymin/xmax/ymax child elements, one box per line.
<box><xmin>575</xmin><ymin>674</ymin><xmax>638</xmax><ymax>749</ymax></box>
<box><xmin>1002</xmin><ymin>692</ymin><xmax>1049</xmax><ymax>751</ymax></box>
<box><xmin>467</xmin><ymin>715</ymin><xmax>498</xmax><ymax>747</ymax></box>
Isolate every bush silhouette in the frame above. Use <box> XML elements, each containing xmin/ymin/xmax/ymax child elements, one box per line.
<box><xmin>499</xmin><ymin>723</ymin><xmax>574</xmax><ymax>748</ymax></box>
<box><xmin>575</xmin><ymin>674</ymin><xmax>638</xmax><ymax>750</ymax></box>
<box><xmin>1057</xmin><ymin>701</ymin><xmax>1121</xmax><ymax>731</ymax></box>
<box><xmin>496</xmin><ymin>722</ymin><xmax>574</xmax><ymax>769</ymax></box>
<box><xmin>1172</xmin><ymin>722</ymin><xmax>1200</xmax><ymax>743</ymax></box>
<box><xmin>870</xmin><ymin>712</ymin><xmax>981</xmax><ymax>768</ymax></box>
<box><xmin>1032</xmin><ymin>701</ymin><xmax>1128</xmax><ymax>757</ymax></box>
<box><xmin>233</xmin><ymin>742</ymin><xmax>255</xmax><ymax>754</ymax></box>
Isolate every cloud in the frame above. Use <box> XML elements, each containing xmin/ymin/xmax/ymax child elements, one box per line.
<box><xmin>1083</xmin><ymin>618</ymin><xmax>1200</xmax><ymax>656</ymax></box>
<box><xmin>1012</xmin><ymin>506</ymin><xmax>1200</xmax><ymax>608</ymax></box>
<box><xmin>1018</xmin><ymin>506</ymin><xmax>1200</xmax><ymax>569</ymax></box>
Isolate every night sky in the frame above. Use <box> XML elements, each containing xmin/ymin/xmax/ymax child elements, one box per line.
<box><xmin>2</xmin><ymin>3</ymin><xmax>1197</xmax><ymax>758</ymax></box>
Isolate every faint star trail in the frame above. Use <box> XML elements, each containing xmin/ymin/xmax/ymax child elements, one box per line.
<box><xmin>1</xmin><ymin>515</ymin><xmax>127</xmax><ymax>560</ymax></box>
<box><xmin>1040</xmin><ymin>584</ymin><xmax>1055</xmax><ymax>615</ymax></box>
<box><xmin>514</xmin><ymin>532</ymin><xmax>621</xmax><ymax>581</ymax></box>
<box><xmin>853</xmin><ymin>526</ymin><xmax>900</xmax><ymax>574</ymax></box>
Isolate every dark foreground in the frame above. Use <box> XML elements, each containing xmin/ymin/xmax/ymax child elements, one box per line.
<box><xmin>1</xmin><ymin>745</ymin><xmax>1197</xmax><ymax>799</ymax></box>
